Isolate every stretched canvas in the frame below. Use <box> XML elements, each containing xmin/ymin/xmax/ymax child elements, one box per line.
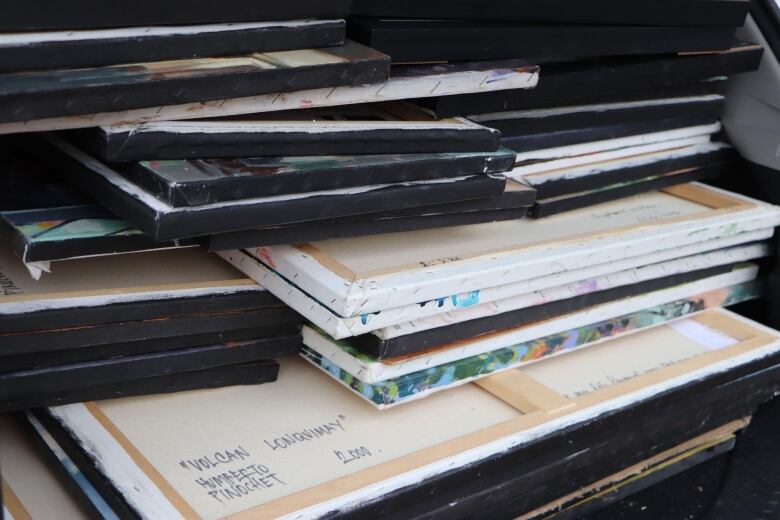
<box><xmin>207</xmin><ymin>206</ymin><xmax>528</xmax><ymax>251</ymax></box>
<box><xmin>0</xmin><ymin>20</ymin><xmax>345</xmax><ymax>72</ymax></box>
<box><xmin>350</xmin><ymin>0</ymin><xmax>749</xmax><ymax>27</ymax></box>
<box><xmin>0</xmin><ymin>414</ymin><xmax>94</xmax><ymax>520</ymax></box>
<box><xmin>0</xmin><ymin>306</ymin><xmax>299</xmax><ymax>356</ymax></box>
<box><xmin>0</xmin><ymin>243</ymin><xmax>278</xmax><ymax>333</ymax></box>
<box><xmin>344</xmin><ymin>264</ymin><xmax>740</xmax><ymax>358</ymax></box>
<box><xmin>530</xmin><ymin>164</ymin><xmax>729</xmax><ymax>218</ymax></box>
<box><xmin>0</xmin><ymin>337</ymin><xmax>296</xmax><ymax>410</ymax></box>
<box><xmin>366</xmin><ymin>243</ymin><xmax>767</xmax><ymax>342</ymax></box>
<box><xmin>0</xmin><ymin>148</ymin><xmax>191</xmax><ymax>263</ymax></box>
<box><xmin>302</xmin><ymin>266</ymin><xmax>760</xmax><ymax>384</ymax></box>
<box><xmin>0</xmin><ymin>60</ymin><xmax>538</xmax><ymax>134</ymax></box>
<box><xmin>0</xmin><ymin>41</ymin><xmax>390</xmax><ymax>124</ymax></box>
<box><xmin>470</xmin><ymin>95</ymin><xmax>725</xmax><ymax>137</ymax></box>
<box><xmin>0</xmin><ymin>0</ymin><xmax>351</xmax><ymax>31</ymax></box>
<box><xmin>517</xmin><ymin>424</ymin><xmax>742</xmax><ymax>520</ymax></box>
<box><xmin>418</xmin><ymin>43</ymin><xmax>762</xmax><ymax>117</ymax></box>
<box><xmin>104</xmin><ymin>147</ymin><xmax>515</xmax><ymax>206</ymax></box>
<box><xmin>500</xmin><ymin>115</ymin><xmax>719</xmax><ymax>153</ymax></box>
<box><xmin>41</xmin><ymin>308</ymin><xmax>780</xmax><ymax>518</ymax></box>
<box><xmin>301</xmin><ymin>281</ymin><xmax>760</xmax><ymax>407</ymax></box>
<box><xmin>40</xmin><ymin>135</ymin><xmax>506</xmax><ymax>240</ymax></box>
<box><xmin>11</xmin><ymin>361</ymin><xmax>281</xmax><ymax>412</ymax></box>
<box><xmin>230</xmin><ymin>184</ymin><xmax>780</xmax><ymax>317</ymax></box>
<box><xmin>219</xmin><ymin>227</ymin><xmax>773</xmax><ymax>338</ymax></box>
<box><xmin>346</xmin><ymin>18</ymin><xmax>734</xmax><ymax>62</ymax></box>
<box><xmin>514</xmin><ymin>141</ymin><xmax>732</xmax><ymax>198</ymax></box>
<box><xmin>91</xmin><ymin>103</ymin><xmax>501</xmax><ymax>161</ymax></box>
<box><xmin>1</xmin><ymin>324</ymin><xmax>299</xmax><ymax>372</ymax></box>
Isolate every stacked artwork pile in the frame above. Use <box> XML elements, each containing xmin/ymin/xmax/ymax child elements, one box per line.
<box><xmin>0</xmin><ymin>2</ymin><xmax>378</xmax><ymax>409</ymax></box>
<box><xmin>0</xmin><ymin>243</ymin><xmax>303</xmax><ymax>410</ymax></box>
<box><xmin>223</xmin><ymin>184</ymin><xmax>780</xmax><ymax>408</ymax></box>
<box><xmin>419</xmin><ymin>48</ymin><xmax>762</xmax><ymax>218</ymax></box>
<box><xmin>5</xmin><ymin>1</ymin><xmax>780</xmax><ymax>518</ymax></box>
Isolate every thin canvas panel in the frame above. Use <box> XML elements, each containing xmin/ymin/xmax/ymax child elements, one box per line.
<box><xmin>349</xmin><ymin>0</ymin><xmax>749</xmax><ymax>27</ymax></box>
<box><xmin>0</xmin><ymin>61</ymin><xmax>538</xmax><ymax>135</ymax></box>
<box><xmin>346</xmin><ymin>18</ymin><xmax>735</xmax><ymax>62</ymax></box>
<box><xmin>0</xmin><ymin>41</ymin><xmax>390</xmax><ymax>124</ymax></box>
<box><xmin>91</xmin><ymin>103</ymin><xmax>501</xmax><ymax>160</ymax></box>
<box><xmin>0</xmin><ymin>414</ymin><xmax>93</xmax><ymax>520</ymax></box>
<box><xmin>301</xmin><ymin>280</ymin><xmax>761</xmax><ymax>407</ymax></box>
<box><xmin>45</xmin><ymin>308</ymin><xmax>780</xmax><ymax>518</ymax></box>
<box><xmin>219</xmin><ymin>227</ymin><xmax>775</xmax><ymax>338</ymax></box>
<box><xmin>0</xmin><ymin>20</ymin><xmax>346</xmax><ymax>72</ymax></box>
<box><xmin>246</xmin><ymin>185</ymin><xmax>779</xmax><ymax>318</ymax></box>
<box><xmin>302</xmin><ymin>265</ymin><xmax>760</xmax><ymax>384</ymax></box>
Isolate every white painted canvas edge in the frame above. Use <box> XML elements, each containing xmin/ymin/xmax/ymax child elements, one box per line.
<box><xmin>306</xmin><ymin>265</ymin><xmax>759</xmax><ymax>382</ymax></box>
<box><xmin>219</xmin><ymin>229</ymin><xmax>772</xmax><ymax>339</ymax></box>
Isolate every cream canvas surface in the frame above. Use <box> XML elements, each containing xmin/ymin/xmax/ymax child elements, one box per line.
<box><xmin>49</xmin><ymin>308</ymin><xmax>780</xmax><ymax>519</ymax></box>
<box><xmin>237</xmin><ymin>184</ymin><xmax>780</xmax><ymax>317</ymax></box>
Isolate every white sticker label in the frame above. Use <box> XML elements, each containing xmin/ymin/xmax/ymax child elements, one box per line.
<box><xmin>669</xmin><ymin>319</ymin><xmax>738</xmax><ymax>351</ymax></box>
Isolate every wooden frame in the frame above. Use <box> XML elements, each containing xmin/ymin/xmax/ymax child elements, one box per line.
<box><xmin>47</xmin><ymin>308</ymin><xmax>780</xmax><ymax>519</ymax></box>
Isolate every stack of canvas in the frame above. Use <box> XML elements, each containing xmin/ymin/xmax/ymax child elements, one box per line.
<box><xmin>22</xmin><ymin>105</ymin><xmax>533</xmax><ymax>249</ymax></box>
<box><xmin>6</xmin><ymin>2</ymin><xmax>780</xmax><ymax>517</ymax></box>
<box><xmin>0</xmin><ymin>2</ymin><xmax>389</xmax><ymax>131</ymax></box>
<box><xmin>21</xmin><ymin>307</ymin><xmax>780</xmax><ymax>517</ymax></box>
<box><xmin>0</xmin><ymin>243</ymin><xmax>302</xmax><ymax>410</ymax></box>
<box><xmin>393</xmin><ymin>3</ymin><xmax>762</xmax><ymax>217</ymax></box>
<box><xmin>221</xmin><ymin>184</ymin><xmax>780</xmax><ymax>408</ymax></box>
